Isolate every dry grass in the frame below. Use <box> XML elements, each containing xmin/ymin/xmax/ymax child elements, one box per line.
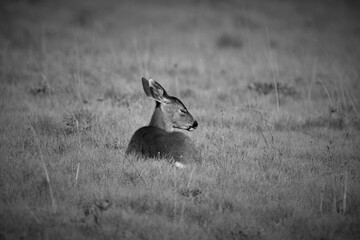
<box><xmin>1</xmin><ymin>0</ymin><xmax>360</xmax><ymax>239</ymax></box>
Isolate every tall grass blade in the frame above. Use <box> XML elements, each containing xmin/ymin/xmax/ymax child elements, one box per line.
<box><xmin>29</xmin><ymin>125</ymin><xmax>57</xmax><ymax>213</ymax></box>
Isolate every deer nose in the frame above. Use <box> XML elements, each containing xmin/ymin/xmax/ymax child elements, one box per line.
<box><xmin>192</xmin><ymin>121</ymin><xmax>198</xmax><ymax>129</ymax></box>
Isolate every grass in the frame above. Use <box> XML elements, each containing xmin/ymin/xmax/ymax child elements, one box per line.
<box><xmin>1</xmin><ymin>0</ymin><xmax>360</xmax><ymax>239</ymax></box>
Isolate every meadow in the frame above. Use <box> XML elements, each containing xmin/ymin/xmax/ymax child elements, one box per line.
<box><xmin>1</xmin><ymin>0</ymin><xmax>360</xmax><ymax>239</ymax></box>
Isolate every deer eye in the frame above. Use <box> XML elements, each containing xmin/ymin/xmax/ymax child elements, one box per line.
<box><xmin>179</xmin><ymin>109</ymin><xmax>187</xmax><ymax>114</ymax></box>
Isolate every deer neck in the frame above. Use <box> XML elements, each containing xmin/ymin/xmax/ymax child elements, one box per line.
<box><xmin>149</xmin><ymin>102</ymin><xmax>173</xmax><ymax>132</ymax></box>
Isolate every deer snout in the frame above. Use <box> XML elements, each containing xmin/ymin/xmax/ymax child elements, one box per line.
<box><xmin>188</xmin><ymin>120</ymin><xmax>198</xmax><ymax>131</ymax></box>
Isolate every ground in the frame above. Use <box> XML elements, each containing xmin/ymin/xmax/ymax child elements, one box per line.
<box><xmin>0</xmin><ymin>0</ymin><xmax>360</xmax><ymax>239</ymax></box>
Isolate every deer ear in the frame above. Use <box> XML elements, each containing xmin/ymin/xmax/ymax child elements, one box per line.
<box><xmin>147</xmin><ymin>79</ymin><xmax>171</xmax><ymax>103</ymax></box>
<box><xmin>141</xmin><ymin>77</ymin><xmax>152</xmax><ymax>97</ymax></box>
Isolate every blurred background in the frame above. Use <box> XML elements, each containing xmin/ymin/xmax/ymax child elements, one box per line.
<box><xmin>1</xmin><ymin>0</ymin><xmax>359</xmax><ymax>115</ymax></box>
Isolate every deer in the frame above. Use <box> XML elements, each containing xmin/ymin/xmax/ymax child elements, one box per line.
<box><xmin>126</xmin><ymin>77</ymin><xmax>200</xmax><ymax>168</ymax></box>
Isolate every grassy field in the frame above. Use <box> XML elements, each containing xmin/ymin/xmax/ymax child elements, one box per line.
<box><xmin>1</xmin><ymin>0</ymin><xmax>360</xmax><ymax>239</ymax></box>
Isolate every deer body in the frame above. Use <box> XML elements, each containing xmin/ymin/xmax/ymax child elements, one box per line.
<box><xmin>126</xmin><ymin>78</ymin><xmax>200</xmax><ymax>166</ymax></box>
